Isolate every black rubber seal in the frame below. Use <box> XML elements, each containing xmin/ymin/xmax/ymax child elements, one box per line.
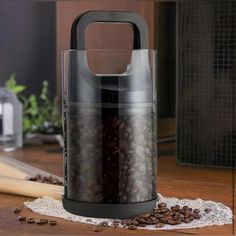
<box><xmin>63</xmin><ymin>196</ymin><xmax>158</xmax><ymax>219</ymax></box>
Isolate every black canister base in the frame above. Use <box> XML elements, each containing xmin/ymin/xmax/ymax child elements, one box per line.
<box><xmin>63</xmin><ymin>196</ymin><xmax>158</xmax><ymax>219</ymax></box>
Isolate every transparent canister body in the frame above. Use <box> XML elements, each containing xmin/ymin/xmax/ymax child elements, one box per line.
<box><xmin>63</xmin><ymin>49</ymin><xmax>157</xmax><ymax>205</ymax></box>
<box><xmin>0</xmin><ymin>88</ymin><xmax>23</xmax><ymax>151</ymax></box>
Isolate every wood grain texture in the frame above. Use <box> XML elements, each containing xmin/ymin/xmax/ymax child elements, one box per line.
<box><xmin>0</xmin><ymin>143</ymin><xmax>235</xmax><ymax>235</ymax></box>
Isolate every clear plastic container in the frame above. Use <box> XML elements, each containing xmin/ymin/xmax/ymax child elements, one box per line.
<box><xmin>63</xmin><ymin>49</ymin><xmax>157</xmax><ymax>216</ymax></box>
<box><xmin>62</xmin><ymin>10</ymin><xmax>157</xmax><ymax>219</ymax></box>
<box><xmin>0</xmin><ymin>88</ymin><xmax>22</xmax><ymax>151</ymax></box>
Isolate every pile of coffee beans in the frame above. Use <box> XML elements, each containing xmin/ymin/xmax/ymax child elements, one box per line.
<box><xmin>13</xmin><ymin>206</ymin><xmax>57</xmax><ymax>226</ymax></box>
<box><xmin>65</xmin><ymin>105</ymin><xmax>157</xmax><ymax>203</ymax></box>
<box><xmin>120</xmin><ymin>203</ymin><xmax>204</xmax><ymax>229</ymax></box>
<box><xmin>91</xmin><ymin>203</ymin><xmax>211</xmax><ymax>232</ymax></box>
<box><xmin>27</xmin><ymin>174</ymin><xmax>63</xmax><ymax>186</ymax></box>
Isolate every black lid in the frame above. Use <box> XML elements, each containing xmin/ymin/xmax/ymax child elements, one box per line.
<box><xmin>67</xmin><ymin>11</ymin><xmax>153</xmax><ymax>104</ymax></box>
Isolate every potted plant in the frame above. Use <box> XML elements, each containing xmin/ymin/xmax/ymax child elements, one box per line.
<box><xmin>5</xmin><ymin>74</ymin><xmax>62</xmax><ymax>143</ymax></box>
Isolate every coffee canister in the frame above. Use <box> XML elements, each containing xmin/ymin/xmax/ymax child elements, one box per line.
<box><xmin>62</xmin><ymin>11</ymin><xmax>157</xmax><ymax>218</ymax></box>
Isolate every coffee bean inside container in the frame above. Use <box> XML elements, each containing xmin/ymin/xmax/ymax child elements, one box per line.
<box><xmin>66</xmin><ymin>105</ymin><xmax>157</xmax><ymax>204</ymax></box>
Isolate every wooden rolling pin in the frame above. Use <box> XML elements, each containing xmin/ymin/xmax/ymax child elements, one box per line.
<box><xmin>0</xmin><ymin>175</ymin><xmax>63</xmax><ymax>200</ymax></box>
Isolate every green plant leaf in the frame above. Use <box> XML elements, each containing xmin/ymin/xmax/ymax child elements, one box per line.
<box><xmin>5</xmin><ymin>76</ymin><xmax>62</xmax><ymax>135</ymax></box>
<box><xmin>27</xmin><ymin>95</ymin><xmax>38</xmax><ymax>116</ymax></box>
<box><xmin>40</xmin><ymin>80</ymin><xmax>49</xmax><ymax>100</ymax></box>
<box><xmin>5</xmin><ymin>74</ymin><xmax>26</xmax><ymax>94</ymax></box>
<box><xmin>11</xmin><ymin>85</ymin><xmax>26</xmax><ymax>94</ymax></box>
<box><xmin>5</xmin><ymin>74</ymin><xmax>16</xmax><ymax>90</ymax></box>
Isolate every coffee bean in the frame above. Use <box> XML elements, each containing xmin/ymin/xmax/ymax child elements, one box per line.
<box><xmin>184</xmin><ymin>218</ymin><xmax>191</xmax><ymax>223</ymax></box>
<box><xmin>175</xmin><ymin>219</ymin><xmax>183</xmax><ymax>225</ymax></box>
<box><xmin>35</xmin><ymin>174</ymin><xmax>41</xmax><ymax>180</ymax></box>
<box><xmin>48</xmin><ymin>220</ymin><xmax>57</xmax><ymax>226</ymax></box>
<box><xmin>28</xmin><ymin>174</ymin><xmax>63</xmax><ymax>186</ymax></box>
<box><xmin>159</xmin><ymin>214</ymin><xmax>165</xmax><ymax>218</ymax></box>
<box><xmin>36</xmin><ymin>219</ymin><xmax>48</xmax><ymax>225</ymax></box>
<box><xmin>160</xmin><ymin>218</ymin><xmax>168</xmax><ymax>224</ymax></box>
<box><xmin>111</xmin><ymin>222</ymin><xmax>119</xmax><ymax>228</ymax></box>
<box><xmin>121</xmin><ymin>219</ymin><xmax>129</xmax><ymax>226</ymax></box>
<box><xmin>155</xmin><ymin>209</ymin><xmax>161</xmax><ymax>214</ymax></box>
<box><xmin>204</xmin><ymin>208</ymin><xmax>211</xmax><ymax>213</ymax></box>
<box><xmin>156</xmin><ymin>222</ymin><xmax>165</xmax><ymax>228</ymax></box>
<box><xmin>12</xmin><ymin>207</ymin><xmax>21</xmax><ymax>214</ymax></box>
<box><xmin>138</xmin><ymin>223</ymin><xmax>147</xmax><ymax>227</ymax></box>
<box><xmin>113</xmin><ymin>220</ymin><xmax>120</xmax><ymax>224</ymax></box>
<box><xmin>26</xmin><ymin>218</ymin><xmax>35</xmax><ymax>224</ymax></box>
<box><xmin>93</xmin><ymin>225</ymin><xmax>102</xmax><ymax>232</ymax></box>
<box><xmin>131</xmin><ymin>219</ymin><xmax>139</xmax><ymax>225</ymax></box>
<box><xmin>17</xmin><ymin>216</ymin><xmax>26</xmax><ymax>221</ymax></box>
<box><xmin>190</xmin><ymin>216</ymin><xmax>195</xmax><ymax>221</ymax></box>
<box><xmin>140</xmin><ymin>213</ymin><xmax>150</xmax><ymax>218</ymax></box>
<box><xmin>167</xmin><ymin>219</ymin><xmax>177</xmax><ymax>225</ymax></box>
<box><xmin>161</xmin><ymin>207</ymin><xmax>168</xmax><ymax>213</ymax></box>
<box><xmin>158</xmin><ymin>202</ymin><xmax>167</xmax><ymax>208</ymax></box>
<box><xmin>127</xmin><ymin>225</ymin><xmax>137</xmax><ymax>230</ymax></box>
<box><xmin>164</xmin><ymin>211</ymin><xmax>171</xmax><ymax>216</ymax></box>
<box><xmin>171</xmin><ymin>206</ymin><xmax>177</xmax><ymax>211</ymax></box>
<box><xmin>193</xmin><ymin>213</ymin><xmax>201</xmax><ymax>219</ymax></box>
<box><xmin>193</xmin><ymin>209</ymin><xmax>200</xmax><ymax>214</ymax></box>
<box><xmin>98</xmin><ymin>221</ymin><xmax>108</xmax><ymax>227</ymax></box>
<box><xmin>137</xmin><ymin>218</ymin><xmax>146</xmax><ymax>224</ymax></box>
<box><xmin>175</xmin><ymin>205</ymin><xmax>180</xmax><ymax>210</ymax></box>
<box><xmin>184</xmin><ymin>212</ymin><xmax>191</xmax><ymax>218</ymax></box>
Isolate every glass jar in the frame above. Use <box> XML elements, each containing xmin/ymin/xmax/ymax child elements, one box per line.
<box><xmin>0</xmin><ymin>88</ymin><xmax>22</xmax><ymax>151</ymax></box>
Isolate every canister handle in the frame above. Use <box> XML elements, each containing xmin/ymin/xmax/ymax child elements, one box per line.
<box><xmin>71</xmin><ymin>11</ymin><xmax>148</xmax><ymax>50</ymax></box>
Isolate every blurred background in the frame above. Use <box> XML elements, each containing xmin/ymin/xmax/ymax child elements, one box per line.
<box><xmin>0</xmin><ymin>0</ymin><xmax>235</xmax><ymax>167</ymax></box>
<box><xmin>0</xmin><ymin>0</ymin><xmax>175</xmax><ymax>118</ymax></box>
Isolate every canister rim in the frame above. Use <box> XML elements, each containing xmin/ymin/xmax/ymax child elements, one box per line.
<box><xmin>61</xmin><ymin>49</ymin><xmax>157</xmax><ymax>54</ymax></box>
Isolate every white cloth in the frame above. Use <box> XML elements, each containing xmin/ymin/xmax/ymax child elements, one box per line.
<box><xmin>24</xmin><ymin>194</ymin><xmax>233</xmax><ymax>230</ymax></box>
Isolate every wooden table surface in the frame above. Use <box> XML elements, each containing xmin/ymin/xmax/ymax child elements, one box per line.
<box><xmin>0</xmin><ymin>143</ymin><xmax>235</xmax><ymax>235</ymax></box>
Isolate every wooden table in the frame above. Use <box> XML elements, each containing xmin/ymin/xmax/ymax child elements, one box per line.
<box><xmin>0</xmin><ymin>143</ymin><xmax>235</xmax><ymax>235</ymax></box>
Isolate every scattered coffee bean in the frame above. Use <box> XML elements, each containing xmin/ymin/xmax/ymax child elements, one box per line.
<box><xmin>48</xmin><ymin>220</ymin><xmax>57</xmax><ymax>226</ymax></box>
<box><xmin>128</xmin><ymin>225</ymin><xmax>137</xmax><ymax>230</ymax></box>
<box><xmin>36</xmin><ymin>219</ymin><xmax>48</xmax><ymax>225</ymax></box>
<box><xmin>13</xmin><ymin>207</ymin><xmax>21</xmax><ymax>214</ymax></box>
<box><xmin>111</xmin><ymin>222</ymin><xmax>119</xmax><ymax>228</ymax></box>
<box><xmin>26</xmin><ymin>218</ymin><xmax>35</xmax><ymax>224</ymax></box>
<box><xmin>113</xmin><ymin>220</ymin><xmax>120</xmax><ymax>224</ymax></box>
<box><xmin>88</xmin><ymin>203</ymin><xmax>202</xmax><ymax>232</ymax></box>
<box><xmin>120</xmin><ymin>204</ymin><xmax>201</xmax><ymax>229</ymax></box>
<box><xmin>158</xmin><ymin>203</ymin><xmax>167</xmax><ymax>208</ymax></box>
<box><xmin>93</xmin><ymin>225</ymin><xmax>103</xmax><ymax>232</ymax></box>
<box><xmin>156</xmin><ymin>222</ymin><xmax>165</xmax><ymax>228</ymax></box>
<box><xmin>193</xmin><ymin>209</ymin><xmax>200</xmax><ymax>214</ymax></box>
<box><xmin>204</xmin><ymin>208</ymin><xmax>211</xmax><ymax>214</ymax></box>
<box><xmin>138</xmin><ymin>223</ymin><xmax>147</xmax><ymax>227</ymax></box>
<box><xmin>17</xmin><ymin>216</ymin><xmax>26</xmax><ymax>221</ymax></box>
<box><xmin>193</xmin><ymin>213</ymin><xmax>201</xmax><ymax>219</ymax></box>
<box><xmin>27</xmin><ymin>175</ymin><xmax>63</xmax><ymax>186</ymax></box>
<box><xmin>98</xmin><ymin>221</ymin><xmax>108</xmax><ymax>227</ymax></box>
